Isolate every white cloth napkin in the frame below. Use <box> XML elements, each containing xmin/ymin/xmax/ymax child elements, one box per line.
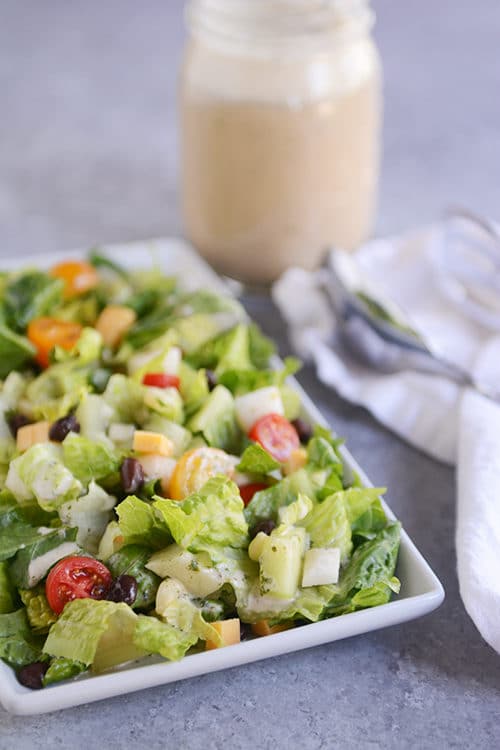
<box><xmin>272</xmin><ymin>224</ymin><xmax>500</xmax><ymax>654</ymax></box>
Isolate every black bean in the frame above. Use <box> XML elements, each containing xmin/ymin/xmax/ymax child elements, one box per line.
<box><xmin>17</xmin><ymin>661</ymin><xmax>49</xmax><ymax>690</ymax></box>
<box><xmin>7</xmin><ymin>413</ymin><xmax>32</xmax><ymax>437</ymax></box>
<box><xmin>249</xmin><ymin>519</ymin><xmax>276</xmax><ymax>539</ymax></box>
<box><xmin>49</xmin><ymin>414</ymin><xmax>80</xmax><ymax>442</ymax></box>
<box><xmin>292</xmin><ymin>417</ymin><xmax>313</xmax><ymax>444</ymax></box>
<box><xmin>240</xmin><ymin>622</ymin><xmax>253</xmax><ymax>641</ymax></box>
<box><xmin>205</xmin><ymin>369</ymin><xmax>217</xmax><ymax>391</ymax></box>
<box><xmin>107</xmin><ymin>574</ymin><xmax>138</xmax><ymax>606</ymax></box>
<box><xmin>120</xmin><ymin>457</ymin><xmax>145</xmax><ymax>494</ymax></box>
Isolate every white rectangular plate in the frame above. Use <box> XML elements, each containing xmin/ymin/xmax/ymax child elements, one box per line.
<box><xmin>0</xmin><ymin>238</ymin><xmax>444</xmax><ymax>715</ymax></box>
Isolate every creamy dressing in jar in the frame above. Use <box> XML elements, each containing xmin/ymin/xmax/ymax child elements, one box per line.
<box><xmin>180</xmin><ymin>0</ymin><xmax>382</xmax><ymax>283</ymax></box>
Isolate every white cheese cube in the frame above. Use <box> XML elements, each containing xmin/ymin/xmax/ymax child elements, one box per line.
<box><xmin>162</xmin><ymin>346</ymin><xmax>182</xmax><ymax>375</ymax></box>
<box><xmin>301</xmin><ymin>547</ymin><xmax>340</xmax><ymax>587</ymax></box>
<box><xmin>234</xmin><ymin>386</ymin><xmax>284</xmax><ymax>433</ymax></box>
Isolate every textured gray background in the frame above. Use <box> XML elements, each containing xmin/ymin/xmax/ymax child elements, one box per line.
<box><xmin>1</xmin><ymin>1</ymin><xmax>500</xmax><ymax>748</ymax></box>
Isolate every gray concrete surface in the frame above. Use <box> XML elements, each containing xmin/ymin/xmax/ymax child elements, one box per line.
<box><xmin>1</xmin><ymin>1</ymin><xmax>499</xmax><ymax>748</ymax></box>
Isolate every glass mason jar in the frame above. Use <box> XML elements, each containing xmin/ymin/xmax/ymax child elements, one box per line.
<box><xmin>180</xmin><ymin>0</ymin><xmax>382</xmax><ymax>284</ymax></box>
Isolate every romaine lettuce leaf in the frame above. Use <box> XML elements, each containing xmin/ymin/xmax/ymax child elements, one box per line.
<box><xmin>6</xmin><ymin>443</ymin><xmax>83</xmax><ymax>510</ymax></box>
<box><xmin>153</xmin><ymin>477</ymin><xmax>248</xmax><ymax>561</ymax></box>
<box><xmin>351</xmin><ymin>498</ymin><xmax>388</xmax><ymax>544</ymax></box>
<box><xmin>0</xmin><ymin>608</ymin><xmax>45</xmax><ymax>667</ymax></box>
<box><xmin>102</xmin><ymin>374</ymin><xmax>146</xmax><ymax>424</ymax></box>
<box><xmin>43</xmin><ymin>599</ymin><xmax>146</xmax><ymax>672</ymax></box>
<box><xmin>178</xmin><ymin>362</ymin><xmax>209</xmax><ymax>419</ymax></box>
<box><xmin>0</xmin><ymin>561</ymin><xmax>16</xmax><ymax>613</ymax></box>
<box><xmin>133</xmin><ymin>615</ymin><xmax>198</xmax><ymax>661</ymax></box>
<box><xmin>301</xmin><ymin>492</ymin><xmax>352</xmax><ymax>563</ymax></box>
<box><xmin>323</xmin><ymin>523</ymin><xmax>401</xmax><ymax>616</ymax></box>
<box><xmin>236</xmin><ymin>444</ymin><xmax>279</xmax><ymax>475</ymax></box>
<box><xmin>0</xmin><ymin>326</ymin><xmax>36</xmax><ymax>378</ymax></box>
<box><xmin>0</xmin><ymin>507</ymin><xmax>58</xmax><ymax>563</ymax></box>
<box><xmin>19</xmin><ymin>585</ymin><xmax>57</xmax><ymax>633</ymax></box>
<box><xmin>115</xmin><ymin>495</ymin><xmax>171</xmax><ymax>549</ymax></box>
<box><xmin>248</xmin><ymin>323</ymin><xmax>276</xmax><ymax>368</ymax></box>
<box><xmin>244</xmin><ymin>469</ymin><xmax>315</xmax><ymax>528</ymax></box>
<box><xmin>3</xmin><ymin>271</ymin><xmax>63</xmax><ymax>332</ymax></box>
<box><xmin>58</xmin><ymin>481</ymin><xmax>116</xmax><ymax>554</ymax></box>
<box><xmin>62</xmin><ymin>433</ymin><xmax>119</xmax><ymax>486</ymax></box>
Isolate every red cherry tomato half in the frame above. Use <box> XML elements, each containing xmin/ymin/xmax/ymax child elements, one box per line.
<box><xmin>142</xmin><ymin>373</ymin><xmax>180</xmax><ymax>389</ymax></box>
<box><xmin>239</xmin><ymin>482</ymin><xmax>269</xmax><ymax>506</ymax></box>
<box><xmin>248</xmin><ymin>413</ymin><xmax>300</xmax><ymax>463</ymax></box>
<box><xmin>45</xmin><ymin>556</ymin><xmax>112</xmax><ymax>615</ymax></box>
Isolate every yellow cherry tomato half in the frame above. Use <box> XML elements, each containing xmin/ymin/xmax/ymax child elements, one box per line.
<box><xmin>168</xmin><ymin>446</ymin><xmax>237</xmax><ymax>500</ymax></box>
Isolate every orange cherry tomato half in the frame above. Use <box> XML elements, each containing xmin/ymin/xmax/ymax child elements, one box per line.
<box><xmin>248</xmin><ymin>413</ymin><xmax>300</xmax><ymax>463</ymax></box>
<box><xmin>50</xmin><ymin>260</ymin><xmax>99</xmax><ymax>299</ymax></box>
<box><xmin>238</xmin><ymin>482</ymin><xmax>268</xmax><ymax>506</ymax></box>
<box><xmin>27</xmin><ymin>317</ymin><xmax>83</xmax><ymax>368</ymax></box>
<box><xmin>46</xmin><ymin>556</ymin><xmax>112</xmax><ymax>615</ymax></box>
<box><xmin>142</xmin><ymin>373</ymin><xmax>180</xmax><ymax>389</ymax></box>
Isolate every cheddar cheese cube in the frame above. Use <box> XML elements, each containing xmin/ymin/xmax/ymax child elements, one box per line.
<box><xmin>205</xmin><ymin>618</ymin><xmax>241</xmax><ymax>650</ymax></box>
<box><xmin>16</xmin><ymin>421</ymin><xmax>50</xmax><ymax>452</ymax></box>
<box><xmin>133</xmin><ymin>430</ymin><xmax>174</xmax><ymax>457</ymax></box>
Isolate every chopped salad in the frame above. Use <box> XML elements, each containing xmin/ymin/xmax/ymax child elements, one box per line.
<box><xmin>0</xmin><ymin>253</ymin><xmax>401</xmax><ymax>690</ymax></box>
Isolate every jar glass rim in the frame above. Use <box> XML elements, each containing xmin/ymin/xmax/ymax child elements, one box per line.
<box><xmin>186</xmin><ymin>0</ymin><xmax>374</xmax><ymax>54</ymax></box>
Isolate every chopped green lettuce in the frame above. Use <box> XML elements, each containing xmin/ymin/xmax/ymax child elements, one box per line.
<box><xmin>153</xmin><ymin>477</ymin><xmax>248</xmax><ymax>561</ymax></box>
<box><xmin>19</xmin><ymin>585</ymin><xmax>57</xmax><ymax>633</ymax></box>
<box><xmin>178</xmin><ymin>362</ymin><xmax>209</xmax><ymax>418</ymax></box>
<box><xmin>102</xmin><ymin>374</ymin><xmax>146</xmax><ymax>424</ymax></box>
<box><xmin>0</xmin><ymin>608</ymin><xmax>45</xmax><ymax>667</ymax></box>
<box><xmin>244</xmin><ymin>468</ymin><xmax>315</xmax><ymax>528</ymax></box>
<box><xmin>0</xmin><ymin>497</ymin><xmax>57</xmax><ymax>562</ymax></box>
<box><xmin>6</xmin><ymin>443</ymin><xmax>83</xmax><ymax>510</ymax></box>
<box><xmin>43</xmin><ymin>599</ymin><xmax>146</xmax><ymax>672</ymax></box>
<box><xmin>323</xmin><ymin>523</ymin><xmax>401</xmax><ymax>616</ymax></box>
<box><xmin>0</xmin><ymin>561</ymin><xmax>16</xmax><ymax>613</ymax></box>
<box><xmin>301</xmin><ymin>492</ymin><xmax>352</xmax><ymax>563</ymax></box>
<box><xmin>236</xmin><ymin>443</ymin><xmax>279</xmax><ymax>475</ymax></box>
<box><xmin>0</xmin><ymin>326</ymin><xmax>36</xmax><ymax>378</ymax></box>
<box><xmin>58</xmin><ymin>481</ymin><xmax>116</xmax><ymax>554</ymax></box>
<box><xmin>115</xmin><ymin>495</ymin><xmax>171</xmax><ymax>549</ymax></box>
<box><xmin>3</xmin><ymin>271</ymin><xmax>63</xmax><ymax>332</ymax></box>
<box><xmin>143</xmin><ymin>384</ymin><xmax>183</xmax><ymax>423</ymax></box>
<box><xmin>133</xmin><ymin>615</ymin><xmax>198</xmax><ymax>661</ymax></box>
<box><xmin>62</xmin><ymin>434</ymin><xmax>119</xmax><ymax>486</ymax></box>
<box><xmin>218</xmin><ymin>357</ymin><xmax>300</xmax><ymax>397</ymax></box>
